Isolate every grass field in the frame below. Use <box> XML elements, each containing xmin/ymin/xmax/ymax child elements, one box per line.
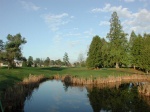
<box><xmin>0</xmin><ymin>67</ymin><xmax>145</xmax><ymax>92</ymax></box>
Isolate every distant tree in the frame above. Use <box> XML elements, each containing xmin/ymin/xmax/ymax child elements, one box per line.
<box><xmin>86</xmin><ymin>35</ymin><xmax>102</xmax><ymax>69</ymax></box>
<box><xmin>0</xmin><ymin>40</ymin><xmax>4</xmax><ymax>61</ymax></box>
<box><xmin>78</xmin><ymin>53</ymin><xmax>84</xmax><ymax>67</ymax></box>
<box><xmin>50</xmin><ymin>60</ymin><xmax>55</xmax><ymax>66</ymax></box>
<box><xmin>0</xmin><ymin>39</ymin><xmax>4</xmax><ymax>52</ymax></box>
<box><xmin>106</xmin><ymin>11</ymin><xmax>128</xmax><ymax>68</ymax></box>
<box><xmin>27</xmin><ymin>56</ymin><xmax>33</xmax><ymax>67</ymax></box>
<box><xmin>22</xmin><ymin>57</ymin><xmax>27</xmax><ymax>67</ymax></box>
<box><xmin>44</xmin><ymin>57</ymin><xmax>50</xmax><ymax>67</ymax></box>
<box><xmin>2</xmin><ymin>33</ymin><xmax>27</xmax><ymax>69</ymax></box>
<box><xmin>34</xmin><ymin>58</ymin><xmax>41</xmax><ymax>67</ymax></box>
<box><xmin>55</xmin><ymin>59</ymin><xmax>62</xmax><ymax>66</ymax></box>
<box><xmin>63</xmin><ymin>52</ymin><xmax>69</xmax><ymax>66</ymax></box>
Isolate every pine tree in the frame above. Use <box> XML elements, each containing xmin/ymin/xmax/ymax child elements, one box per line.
<box><xmin>63</xmin><ymin>52</ymin><xmax>69</xmax><ymax>66</ymax></box>
<box><xmin>139</xmin><ymin>34</ymin><xmax>150</xmax><ymax>73</ymax></box>
<box><xmin>86</xmin><ymin>35</ymin><xmax>102</xmax><ymax>69</ymax></box>
<box><xmin>129</xmin><ymin>31</ymin><xmax>137</xmax><ymax>69</ymax></box>
<box><xmin>107</xmin><ymin>11</ymin><xmax>128</xmax><ymax>68</ymax></box>
<box><xmin>131</xmin><ymin>34</ymin><xmax>143</xmax><ymax>69</ymax></box>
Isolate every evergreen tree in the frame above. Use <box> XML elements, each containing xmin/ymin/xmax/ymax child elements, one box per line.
<box><xmin>63</xmin><ymin>52</ymin><xmax>69</xmax><ymax>66</ymax></box>
<box><xmin>107</xmin><ymin>11</ymin><xmax>128</xmax><ymax>68</ymax></box>
<box><xmin>129</xmin><ymin>31</ymin><xmax>137</xmax><ymax>69</ymax></box>
<box><xmin>131</xmin><ymin>34</ymin><xmax>143</xmax><ymax>69</ymax></box>
<box><xmin>86</xmin><ymin>35</ymin><xmax>102</xmax><ymax>69</ymax></box>
<box><xmin>27</xmin><ymin>56</ymin><xmax>33</xmax><ymax>67</ymax></box>
<box><xmin>139</xmin><ymin>34</ymin><xmax>150</xmax><ymax>73</ymax></box>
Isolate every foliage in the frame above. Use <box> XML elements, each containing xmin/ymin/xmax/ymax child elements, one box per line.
<box><xmin>139</xmin><ymin>34</ymin><xmax>150</xmax><ymax>73</ymax></box>
<box><xmin>78</xmin><ymin>53</ymin><xmax>84</xmax><ymax>67</ymax></box>
<box><xmin>86</xmin><ymin>35</ymin><xmax>103</xmax><ymax>68</ymax></box>
<box><xmin>1</xmin><ymin>34</ymin><xmax>26</xmax><ymax>69</ymax></box>
<box><xmin>44</xmin><ymin>57</ymin><xmax>50</xmax><ymax>67</ymax></box>
<box><xmin>106</xmin><ymin>11</ymin><xmax>128</xmax><ymax>68</ymax></box>
<box><xmin>0</xmin><ymin>39</ymin><xmax>4</xmax><ymax>52</ymax></box>
<box><xmin>22</xmin><ymin>57</ymin><xmax>27</xmax><ymax>67</ymax></box>
<box><xmin>63</xmin><ymin>52</ymin><xmax>69</xmax><ymax>66</ymax></box>
<box><xmin>27</xmin><ymin>56</ymin><xmax>33</xmax><ymax>67</ymax></box>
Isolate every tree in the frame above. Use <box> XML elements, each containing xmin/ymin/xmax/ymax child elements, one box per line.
<box><xmin>0</xmin><ymin>40</ymin><xmax>4</xmax><ymax>61</ymax></box>
<box><xmin>86</xmin><ymin>35</ymin><xmax>102</xmax><ymax>69</ymax></box>
<box><xmin>130</xmin><ymin>34</ymin><xmax>143</xmax><ymax>69</ymax></box>
<box><xmin>0</xmin><ymin>39</ymin><xmax>4</xmax><ymax>52</ymax></box>
<box><xmin>44</xmin><ymin>57</ymin><xmax>50</xmax><ymax>67</ymax></box>
<box><xmin>129</xmin><ymin>31</ymin><xmax>137</xmax><ymax>69</ymax></box>
<box><xmin>63</xmin><ymin>52</ymin><xmax>69</xmax><ymax>66</ymax></box>
<box><xmin>27</xmin><ymin>56</ymin><xmax>33</xmax><ymax>67</ymax></box>
<box><xmin>34</xmin><ymin>58</ymin><xmax>41</xmax><ymax>67</ymax></box>
<box><xmin>22</xmin><ymin>57</ymin><xmax>27</xmax><ymax>67</ymax></box>
<box><xmin>139</xmin><ymin>34</ymin><xmax>150</xmax><ymax>73</ymax></box>
<box><xmin>3</xmin><ymin>33</ymin><xmax>27</xmax><ymax>69</ymax></box>
<box><xmin>107</xmin><ymin>11</ymin><xmax>128</xmax><ymax>68</ymax></box>
<box><xmin>78</xmin><ymin>53</ymin><xmax>84</xmax><ymax>67</ymax></box>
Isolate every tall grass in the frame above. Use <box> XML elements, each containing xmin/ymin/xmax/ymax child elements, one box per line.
<box><xmin>2</xmin><ymin>75</ymin><xmax>48</xmax><ymax>112</ymax></box>
<box><xmin>54</xmin><ymin>74</ymin><xmax>150</xmax><ymax>85</ymax></box>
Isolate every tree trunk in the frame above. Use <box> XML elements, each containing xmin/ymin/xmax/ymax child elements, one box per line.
<box><xmin>116</xmin><ymin>62</ymin><xmax>119</xmax><ymax>68</ymax></box>
<box><xmin>133</xmin><ymin>65</ymin><xmax>135</xmax><ymax>69</ymax></box>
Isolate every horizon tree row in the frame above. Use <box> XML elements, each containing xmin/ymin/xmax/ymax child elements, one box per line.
<box><xmin>86</xmin><ymin>11</ymin><xmax>150</xmax><ymax>73</ymax></box>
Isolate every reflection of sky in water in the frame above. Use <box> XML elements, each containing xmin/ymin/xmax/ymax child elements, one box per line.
<box><xmin>24</xmin><ymin>80</ymin><xmax>92</xmax><ymax>112</ymax></box>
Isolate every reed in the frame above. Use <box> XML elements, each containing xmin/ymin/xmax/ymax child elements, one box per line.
<box><xmin>53</xmin><ymin>74</ymin><xmax>150</xmax><ymax>85</ymax></box>
<box><xmin>2</xmin><ymin>74</ymin><xmax>48</xmax><ymax>112</ymax></box>
<box><xmin>138</xmin><ymin>83</ymin><xmax>150</xmax><ymax>97</ymax></box>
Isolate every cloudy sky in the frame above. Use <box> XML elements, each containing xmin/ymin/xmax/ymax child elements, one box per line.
<box><xmin>0</xmin><ymin>0</ymin><xmax>150</xmax><ymax>62</ymax></box>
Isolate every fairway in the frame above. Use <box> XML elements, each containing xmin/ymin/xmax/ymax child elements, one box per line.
<box><xmin>0</xmin><ymin>67</ymin><xmax>145</xmax><ymax>92</ymax></box>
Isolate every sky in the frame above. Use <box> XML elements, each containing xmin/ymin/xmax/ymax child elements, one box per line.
<box><xmin>0</xmin><ymin>0</ymin><xmax>150</xmax><ymax>63</ymax></box>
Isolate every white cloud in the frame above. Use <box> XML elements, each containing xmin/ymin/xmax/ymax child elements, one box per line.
<box><xmin>92</xmin><ymin>4</ymin><xmax>150</xmax><ymax>34</ymax></box>
<box><xmin>123</xmin><ymin>9</ymin><xmax>150</xmax><ymax>33</ymax></box>
<box><xmin>91</xmin><ymin>3</ymin><xmax>132</xmax><ymax>18</ymax></box>
<box><xmin>20</xmin><ymin>1</ymin><xmax>40</xmax><ymax>11</ymax></box>
<box><xmin>43</xmin><ymin>13</ymin><xmax>73</xmax><ymax>31</ymax></box>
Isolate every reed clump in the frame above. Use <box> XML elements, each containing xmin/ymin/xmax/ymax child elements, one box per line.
<box><xmin>138</xmin><ymin>83</ymin><xmax>150</xmax><ymax>97</ymax></box>
<box><xmin>53</xmin><ymin>74</ymin><xmax>150</xmax><ymax>85</ymax></box>
<box><xmin>2</xmin><ymin>74</ymin><xmax>48</xmax><ymax>112</ymax></box>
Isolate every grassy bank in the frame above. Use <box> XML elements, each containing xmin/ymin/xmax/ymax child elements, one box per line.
<box><xmin>0</xmin><ymin>67</ymin><xmax>145</xmax><ymax>91</ymax></box>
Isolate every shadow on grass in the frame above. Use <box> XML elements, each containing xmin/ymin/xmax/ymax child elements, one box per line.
<box><xmin>0</xmin><ymin>75</ymin><xmax>21</xmax><ymax>91</ymax></box>
<box><xmin>41</xmin><ymin>67</ymin><xmax>68</xmax><ymax>71</ymax></box>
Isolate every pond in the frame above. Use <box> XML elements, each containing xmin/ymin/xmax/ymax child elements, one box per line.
<box><xmin>24</xmin><ymin>80</ymin><xmax>150</xmax><ymax>112</ymax></box>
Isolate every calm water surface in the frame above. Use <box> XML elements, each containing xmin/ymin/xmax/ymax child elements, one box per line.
<box><xmin>24</xmin><ymin>80</ymin><xmax>150</xmax><ymax>112</ymax></box>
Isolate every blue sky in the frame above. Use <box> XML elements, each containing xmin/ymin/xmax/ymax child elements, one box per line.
<box><xmin>0</xmin><ymin>0</ymin><xmax>150</xmax><ymax>62</ymax></box>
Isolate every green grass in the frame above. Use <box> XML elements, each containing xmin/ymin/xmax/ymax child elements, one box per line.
<box><xmin>0</xmin><ymin>67</ymin><xmax>145</xmax><ymax>92</ymax></box>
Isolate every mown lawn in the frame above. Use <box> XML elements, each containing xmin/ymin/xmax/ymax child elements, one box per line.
<box><xmin>0</xmin><ymin>67</ymin><xmax>145</xmax><ymax>91</ymax></box>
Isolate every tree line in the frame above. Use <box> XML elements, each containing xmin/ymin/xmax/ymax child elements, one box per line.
<box><xmin>22</xmin><ymin>53</ymin><xmax>71</xmax><ymax>67</ymax></box>
<box><xmin>86</xmin><ymin>11</ymin><xmax>150</xmax><ymax>73</ymax></box>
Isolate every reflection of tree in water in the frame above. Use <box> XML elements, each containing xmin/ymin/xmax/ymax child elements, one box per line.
<box><xmin>87</xmin><ymin>83</ymin><xmax>150</xmax><ymax>112</ymax></box>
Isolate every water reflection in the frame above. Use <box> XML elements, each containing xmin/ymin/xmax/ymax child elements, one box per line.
<box><xmin>87</xmin><ymin>83</ymin><xmax>150</xmax><ymax>112</ymax></box>
<box><xmin>24</xmin><ymin>80</ymin><xmax>92</xmax><ymax>112</ymax></box>
<box><xmin>23</xmin><ymin>80</ymin><xmax>150</xmax><ymax>112</ymax></box>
